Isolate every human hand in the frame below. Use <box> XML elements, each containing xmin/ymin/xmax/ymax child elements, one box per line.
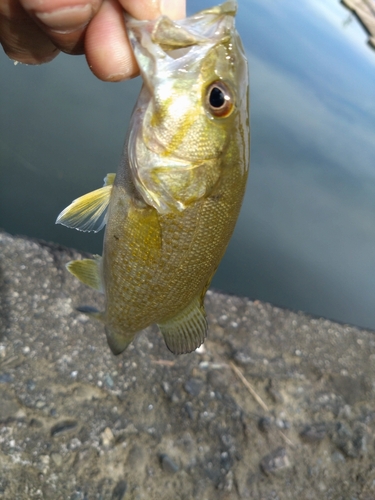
<box><xmin>0</xmin><ymin>0</ymin><xmax>186</xmax><ymax>80</ymax></box>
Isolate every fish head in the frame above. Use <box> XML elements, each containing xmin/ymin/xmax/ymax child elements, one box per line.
<box><xmin>126</xmin><ymin>1</ymin><xmax>249</xmax><ymax>213</ymax></box>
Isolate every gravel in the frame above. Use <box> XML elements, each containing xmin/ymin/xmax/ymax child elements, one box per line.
<box><xmin>1</xmin><ymin>230</ymin><xmax>375</xmax><ymax>499</ymax></box>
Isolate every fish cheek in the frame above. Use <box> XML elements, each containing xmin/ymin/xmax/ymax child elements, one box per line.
<box><xmin>149</xmin><ymin>158</ymin><xmax>222</xmax><ymax>208</ymax></box>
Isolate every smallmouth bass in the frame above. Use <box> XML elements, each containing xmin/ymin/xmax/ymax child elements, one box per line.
<box><xmin>56</xmin><ymin>1</ymin><xmax>250</xmax><ymax>355</ymax></box>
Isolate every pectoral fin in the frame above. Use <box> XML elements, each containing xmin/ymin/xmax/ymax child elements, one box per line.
<box><xmin>76</xmin><ymin>305</ymin><xmax>105</xmax><ymax>321</ymax></box>
<box><xmin>56</xmin><ymin>173</ymin><xmax>116</xmax><ymax>232</ymax></box>
<box><xmin>103</xmin><ymin>173</ymin><xmax>116</xmax><ymax>186</ymax></box>
<box><xmin>158</xmin><ymin>296</ymin><xmax>207</xmax><ymax>355</ymax></box>
<box><xmin>66</xmin><ymin>256</ymin><xmax>103</xmax><ymax>292</ymax></box>
<box><xmin>105</xmin><ymin>327</ymin><xmax>135</xmax><ymax>355</ymax></box>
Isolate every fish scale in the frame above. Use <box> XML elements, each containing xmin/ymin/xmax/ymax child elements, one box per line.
<box><xmin>56</xmin><ymin>1</ymin><xmax>249</xmax><ymax>355</ymax></box>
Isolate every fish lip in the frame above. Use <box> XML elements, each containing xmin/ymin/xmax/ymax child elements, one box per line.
<box><xmin>125</xmin><ymin>1</ymin><xmax>237</xmax><ymax>57</ymax></box>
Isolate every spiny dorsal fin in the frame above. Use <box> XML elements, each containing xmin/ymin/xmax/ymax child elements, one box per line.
<box><xmin>55</xmin><ymin>173</ymin><xmax>116</xmax><ymax>232</ymax></box>
<box><xmin>158</xmin><ymin>296</ymin><xmax>207</xmax><ymax>355</ymax></box>
<box><xmin>66</xmin><ymin>256</ymin><xmax>103</xmax><ymax>292</ymax></box>
<box><xmin>105</xmin><ymin>326</ymin><xmax>135</xmax><ymax>355</ymax></box>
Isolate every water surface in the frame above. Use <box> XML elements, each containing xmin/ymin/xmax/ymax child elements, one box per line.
<box><xmin>1</xmin><ymin>0</ymin><xmax>375</xmax><ymax>329</ymax></box>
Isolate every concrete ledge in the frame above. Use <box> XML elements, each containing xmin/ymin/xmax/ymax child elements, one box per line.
<box><xmin>1</xmin><ymin>231</ymin><xmax>375</xmax><ymax>499</ymax></box>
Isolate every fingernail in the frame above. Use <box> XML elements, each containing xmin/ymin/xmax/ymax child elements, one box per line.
<box><xmin>106</xmin><ymin>73</ymin><xmax>129</xmax><ymax>81</ymax></box>
<box><xmin>35</xmin><ymin>4</ymin><xmax>92</xmax><ymax>33</ymax></box>
<box><xmin>161</xmin><ymin>0</ymin><xmax>186</xmax><ymax>20</ymax></box>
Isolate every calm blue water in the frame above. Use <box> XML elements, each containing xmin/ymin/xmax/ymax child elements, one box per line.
<box><xmin>1</xmin><ymin>0</ymin><xmax>375</xmax><ymax>330</ymax></box>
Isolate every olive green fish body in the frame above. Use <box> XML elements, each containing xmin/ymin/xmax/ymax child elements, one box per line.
<box><xmin>103</xmin><ymin>142</ymin><xmax>247</xmax><ymax>336</ymax></box>
<box><xmin>56</xmin><ymin>1</ymin><xmax>250</xmax><ymax>355</ymax></box>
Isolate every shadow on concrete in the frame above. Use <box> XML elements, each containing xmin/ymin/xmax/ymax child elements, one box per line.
<box><xmin>0</xmin><ymin>255</ymin><xmax>11</xmax><ymax>339</ymax></box>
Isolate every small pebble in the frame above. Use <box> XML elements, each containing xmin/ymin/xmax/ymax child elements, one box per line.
<box><xmin>26</xmin><ymin>380</ymin><xmax>36</xmax><ymax>391</ymax></box>
<box><xmin>111</xmin><ymin>480</ymin><xmax>127</xmax><ymax>500</ymax></box>
<box><xmin>300</xmin><ymin>423</ymin><xmax>326</xmax><ymax>442</ymax></box>
<box><xmin>275</xmin><ymin>418</ymin><xmax>290</xmax><ymax>430</ymax></box>
<box><xmin>0</xmin><ymin>373</ymin><xmax>13</xmax><ymax>384</ymax></box>
<box><xmin>220</xmin><ymin>451</ymin><xmax>232</xmax><ymax>471</ymax></box>
<box><xmin>161</xmin><ymin>381</ymin><xmax>171</xmax><ymax>395</ymax></box>
<box><xmin>258</xmin><ymin>416</ymin><xmax>273</xmax><ymax>433</ymax></box>
<box><xmin>159</xmin><ymin>453</ymin><xmax>179</xmax><ymax>473</ymax></box>
<box><xmin>331</xmin><ymin>451</ymin><xmax>345</xmax><ymax>463</ymax></box>
<box><xmin>266</xmin><ymin>379</ymin><xmax>283</xmax><ymax>404</ymax></box>
<box><xmin>104</xmin><ymin>374</ymin><xmax>114</xmax><ymax>388</ymax></box>
<box><xmin>51</xmin><ymin>453</ymin><xmax>63</xmax><ymax>467</ymax></box>
<box><xmin>260</xmin><ymin>447</ymin><xmax>290</xmax><ymax>475</ymax></box>
<box><xmin>50</xmin><ymin>420</ymin><xmax>78</xmax><ymax>437</ymax></box>
<box><xmin>184</xmin><ymin>378</ymin><xmax>203</xmax><ymax>397</ymax></box>
<box><xmin>101</xmin><ymin>427</ymin><xmax>115</xmax><ymax>447</ymax></box>
<box><xmin>195</xmin><ymin>344</ymin><xmax>206</xmax><ymax>354</ymax></box>
<box><xmin>232</xmin><ymin>350</ymin><xmax>254</xmax><ymax>366</ymax></box>
<box><xmin>184</xmin><ymin>402</ymin><xmax>195</xmax><ymax>420</ymax></box>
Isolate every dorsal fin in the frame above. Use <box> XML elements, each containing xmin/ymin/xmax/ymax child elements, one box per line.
<box><xmin>66</xmin><ymin>256</ymin><xmax>103</xmax><ymax>292</ymax></box>
<box><xmin>158</xmin><ymin>296</ymin><xmax>207</xmax><ymax>355</ymax></box>
<box><xmin>55</xmin><ymin>173</ymin><xmax>116</xmax><ymax>232</ymax></box>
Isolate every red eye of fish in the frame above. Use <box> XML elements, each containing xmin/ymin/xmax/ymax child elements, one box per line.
<box><xmin>205</xmin><ymin>81</ymin><xmax>234</xmax><ymax>118</ymax></box>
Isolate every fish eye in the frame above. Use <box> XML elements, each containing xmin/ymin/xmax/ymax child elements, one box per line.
<box><xmin>205</xmin><ymin>81</ymin><xmax>234</xmax><ymax>118</ymax></box>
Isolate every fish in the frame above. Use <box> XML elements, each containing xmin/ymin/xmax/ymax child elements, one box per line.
<box><xmin>56</xmin><ymin>0</ymin><xmax>250</xmax><ymax>355</ymax></box>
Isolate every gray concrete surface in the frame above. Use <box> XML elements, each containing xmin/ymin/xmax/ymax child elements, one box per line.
<box><xmin>1</xmin><ymin>230</ymin><xmax>375</xmax><ymax>499</ymax></box>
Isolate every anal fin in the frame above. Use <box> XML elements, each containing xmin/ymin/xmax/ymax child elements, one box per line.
<box><xmin>66</xmin><ymin>256</ymin><xmax>103</xmax><ymax>292</ymax></box>
<box><xmin>158</xmin><ymin>296</ymin><xmax>207</xmax><ymax>355</ymax></box>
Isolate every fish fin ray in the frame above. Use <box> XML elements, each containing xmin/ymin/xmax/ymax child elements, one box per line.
<box><xmin>158</xmin><ymin>296</ymin><xmax>207</xmax><ymax>355</ymax></box>
<box><xmin>56</xmin><ymin>174</ymin><xmax>116</xmax><ymax>232</ymax></box>
<box><xmin>105</xmin><ymin>327</ymin><xmax>135</xmax><ymax>355</ymax></box>
<box><xmin>66</xmin><ymin>256</ymin><xmax>103</xmax><ymax>292</ymax></box>
<box><xmin>104</xmin><ymin>173</ymin><xmax>116</xmax><ymax>186</ymax></box>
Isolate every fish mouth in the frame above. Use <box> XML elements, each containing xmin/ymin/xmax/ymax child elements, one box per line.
<box><xmin>126</xmin><ymin>1</ymin><xmax>237</xmax><ymax>48</ymax></box>
<box><xmin>126</xmin><ymin>1</ymin><xmax>237</xmax><ymax>71</ymax></box>
<box><xmin>166</xmin><ymin>46</ymin><xmax>193</xmax><ymax>60</ymax></box>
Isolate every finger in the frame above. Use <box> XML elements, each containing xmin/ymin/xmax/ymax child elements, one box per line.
<box><xmin>85</xmin><ymin>0</ymin><xmax>137</xmax><ymax>81</ymax></box>
<box><xmin>85</xmin><ymin>0</ymin><xmax>186</xmax><ymax>82</ymax></box>
<box><xmin>119</xmin><ymin>0</ymin><xmax>186</xmax><ymax>20</ymax></box>
<box><xmin>0</xmin><ymin>0</ymin><xmax>59</xmax><ymax>63</ymax></box>
<box><xmin>160</xmin><ymin>0</ymin><xmax>186</xmax><ymax>20</ymax></box>
<box><xmin>19</xmin><ymin>0</ymin><xmax>101</xmax><ymax>55</ymax></box>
